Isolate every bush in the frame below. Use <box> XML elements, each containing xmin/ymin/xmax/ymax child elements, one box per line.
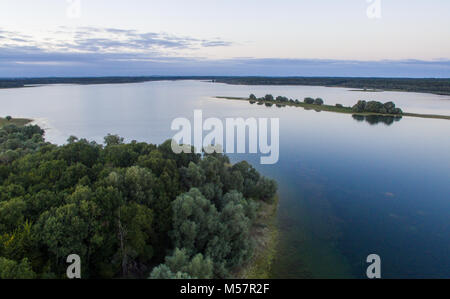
<box><xmin>365</xmin><ymin>101</ymin><xmax>384</xmax><ymax>113</ymax></box>
<box><xmin>352</xmin><ymin>100</ymin><xmax>367</xmax><ymax>112</ymax></box>
<box><xmin>264</xmin><ymin>94</ymin><xmax>274</xmax><ymax>101</ymax></box>
<box><xmin>275</xmin><ymin>96</ymin><xmax>288</xmax><ymax>102</ymax></box>
<box><xmin>314</xmin><ymin>98</ymin><xmax>324</xmax><ymax>105</ymax></box>
<box><xmin>352</xmin><ymin>100</ymin><xmax>403</xmax><ymax>115</ymax></box>
<box><xmin>304</xmin><ymin>97</ymin><xmax>315</xmax><ymax>104</ymax></box>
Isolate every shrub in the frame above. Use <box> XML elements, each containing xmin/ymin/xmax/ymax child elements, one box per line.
<box><xmin>314</xmin><ymin>98</ymin><xmax>324</xmax><ymax>105</ymax></box>
<box><xmin>365</xmin><ymin>101</ymin><xmax>384</xmax><ymax>113</ymax></box>
<box><xmin>264</xmin><ymin>94</ymin><xmax>274</xmax><ymax>101</ymax></box>
<box><xmin>352</xmin><ymin>100</ymin><xmax>403</xmax><ymax>115</ymax></box>
<box><xmin>352</xmin><ymin>100</ymin><xmax>367</xmax><ymax>112</ymax></box>
<box><xmin>304</xmin><ymin>97</ymin><xmax>315</xmax><ymax>104</ymax></box>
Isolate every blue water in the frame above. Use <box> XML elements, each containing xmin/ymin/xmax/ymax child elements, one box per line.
<box><xmin>1</xmin><ymin>80</ymin><xmax>449</xmax><ymax>278</ymax></box>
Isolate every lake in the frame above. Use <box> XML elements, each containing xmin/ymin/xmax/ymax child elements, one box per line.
<box><xmin>1</xmin><ymin>80</ymin><xmax>449</xmax><ymax>278</ymax></box>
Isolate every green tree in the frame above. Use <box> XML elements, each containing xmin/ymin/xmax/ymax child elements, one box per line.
<box><xmin>0</xmin><ymin>257</ymin><xmax>36</xmax><ymax>279</ymax></box>
<box><xmin>171</xmin><ymin>188</ymin><xmax>219</xmax><ymax>255</ymax></box>
<box><xmin>0</xmin><ymin>197</ymin><xmax>26</xmax><ymax>233</ymax></box>
<box><xmin>104</xmin><ymin>134</ymin><xmax>124</xmax><ymax>146</ymax></box>
<box><xmin>314</xmin><ymin>98</ymin><xmax>324</xmax><ymax>105</ymax></box>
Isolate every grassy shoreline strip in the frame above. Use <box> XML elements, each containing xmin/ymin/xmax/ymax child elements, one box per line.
<box><xmin>214</xmin><ymin>96</ymin><xmax>450</xmax><ymax>120</ymax></box>
<box><xmin>0</xmin><ymin>117</ymin><xmax>33</xmax><ymax>127</ymax></box>
<box><xmin>237</xmin><ymin>196</ymin><xmax>279</xmax><ymax>279</ymax></box>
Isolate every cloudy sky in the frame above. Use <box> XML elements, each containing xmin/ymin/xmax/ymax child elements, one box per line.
<box><xmin>1</xmin><ymin>0</ymin><xmax>450</xmax><ymax>77</ymax></box>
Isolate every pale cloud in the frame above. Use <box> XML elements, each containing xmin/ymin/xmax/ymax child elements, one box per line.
<box><xmin>0</xmin><ymin>26</ymin><xmax>233</xmax><ymax>55</ymax></box>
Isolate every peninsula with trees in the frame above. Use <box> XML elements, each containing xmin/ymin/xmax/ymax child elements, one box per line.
<box><xmin>0</xmin><ymin>122</ymin><xmax>278</xmax><ymax>279</ymax></box>
<box><xmin>215</xmin><ymin>94</ymin><xmax>450</xmax><ymax>120</ymax></box>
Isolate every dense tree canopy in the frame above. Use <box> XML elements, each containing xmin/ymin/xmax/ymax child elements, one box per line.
<box><xmin>0</xmin><ymin>124</ymin><xmax>277</xmax><ymax>279</ymax></box>
<box><xmin>352</xmin><ymin>100</ymin><xmax>403</xmax><ymax>114</ymax></box>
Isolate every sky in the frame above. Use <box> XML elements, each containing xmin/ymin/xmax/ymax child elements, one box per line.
<box><xmin>1</xmin><ymin>0</ymin><xmax>450</xmax><ymax>77</ymax></box>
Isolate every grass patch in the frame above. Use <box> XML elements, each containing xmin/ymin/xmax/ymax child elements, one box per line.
<box><xmin>0</xmin><ymin>117</ymin><xmax>33</xmax><ymax>127</ymax></box>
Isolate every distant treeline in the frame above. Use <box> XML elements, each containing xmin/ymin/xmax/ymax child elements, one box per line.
<box><xmin>1</xmin><ymin>77</ymin><xmax>450</xmax><ymax>95</ymax></box>
<box><xmin>0</xmin><ymin>77</ymin><xmax>213</xmax><ymax>89</ymax></box>
<box><xmin>215</xmin><ymin>77</ymin><xmax>450</xmax><ymax>96</ymax></box>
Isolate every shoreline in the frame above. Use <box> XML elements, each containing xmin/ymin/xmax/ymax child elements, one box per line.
<box><xmin>236</xmin><ymin>196</ymin><xmax>279</xmax><ymax>279</ymax></box>
<box><xmin>215</xmin><ymin>96</ymin><xmax>450</xmax><ymax>121</ymax></box>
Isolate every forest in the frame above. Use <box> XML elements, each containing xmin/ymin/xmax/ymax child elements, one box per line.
<box><xmin>215</xmin><ymin>77</ymin><xmax>450</xmax><ymax>96</ymax></box>
<box><xmin>0</xmin><ymin>124</ymin><xmax>277</xmax><ymax>279</ymax></box>
<box><xmin>2</xmin><ymin>77</ymin><xmax>450</xmax><ymax>96</ymax></box>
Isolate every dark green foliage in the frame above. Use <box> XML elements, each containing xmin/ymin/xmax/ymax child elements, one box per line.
<box><xmin>264</xmin><ymin>94</ymin><xmax>274</xmax><ymax>101</ymax></box>
<box><xmin>0</xmin><ymin>257</ymin><xmax>36</xmax><ymax>279</ymax></box>
<box><xmin>0</xmin><ymin>125</ymin><xmax>277</xmax><ymax>279</ymax></box>
<box><xmin>215</xmin><ymin>77</ymin><xmax>450</xmax><ymax>96</ymax></box>
<box><xmin>275</xmin><ymin>96</ymin><xmax>289</xmax><ymax>102</ymax></box>
<box><xmin>0</xmin><ymin>124</ymin><xmax>46</xmax><ymax>164</ymax></box>
<box><xmin>314</xmin><ymin>98</ymin><xmax>324</xmax><ymax>105</ymax></box>
<box><xmin>304</xmin><ymin>97</ymin><xmax>315</xmax><ymax>104</ymax></box>
<box><xmin>149</xmin><ymin>248</ymin><xmax>211</xmax><ymax>279</ymax></box>
<box><xmin>352</xmin><ymin>100</ymin><xmax>403</xmax><ymax>114</ymax></box>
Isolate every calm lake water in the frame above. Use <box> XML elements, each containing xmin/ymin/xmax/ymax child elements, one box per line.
<box><xmin>1</xmin><ymin>80</ymin><xmax>449</xmax><ymax>278</ymax></box>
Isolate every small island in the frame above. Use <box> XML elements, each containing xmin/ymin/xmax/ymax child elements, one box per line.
<box><xmin>216</xmin><ymin>94</ymin><xmax>450</xmax><ymax>120</ymax></box>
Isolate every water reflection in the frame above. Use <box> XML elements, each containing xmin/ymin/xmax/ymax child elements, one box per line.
<box><xmin>352</xmin><ymin>114</ymin><xmax>403</xmax><ymax>126</ymax></box>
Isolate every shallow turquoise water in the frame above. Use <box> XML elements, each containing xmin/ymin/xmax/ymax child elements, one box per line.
<box><xmin>1</xmin><ymin>80</ymin><xmax>449</xmax><ymax>278</ymax></box>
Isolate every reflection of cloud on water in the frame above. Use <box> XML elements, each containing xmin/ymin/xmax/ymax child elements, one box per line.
<box><xmin>416</xmin><ymin>210</ymin><xmax>427</xmax><ymax>216</ymax></box>
<box><xmin>389</xmin><ymin>213</ymin><xmax>403</xmax><ymax>220</ymax></box>
<box><xmin>30</xmin><ymin>117</ymin><xmax>51</xmax><ymax>130</ymax></box>
<box><xmin>384</xmin><ymin>192</ymin><xmax>395</xmax><ymax>198</ymax></box>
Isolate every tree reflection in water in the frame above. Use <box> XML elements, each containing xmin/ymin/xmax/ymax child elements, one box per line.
<box><xmin>352</xmin><ymin>114</ymin><xmax>403</xmax><ymax>126</ymax></box>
